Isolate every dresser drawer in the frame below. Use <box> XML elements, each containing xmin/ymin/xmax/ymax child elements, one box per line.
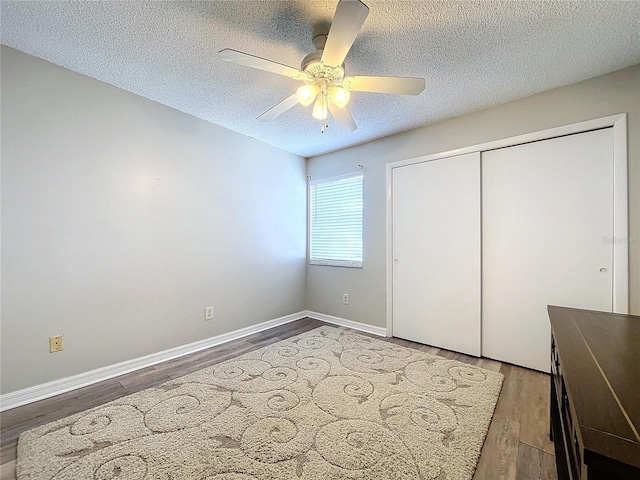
<box><xmin>548</xmin><ymin>306</ymin><xmax>640</xmax><ymax>480</ymax></box>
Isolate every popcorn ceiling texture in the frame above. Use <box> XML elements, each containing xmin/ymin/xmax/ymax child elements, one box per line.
<box><xmin>1</xmin><ymin>1</ymin><xmax>639</xmax><ymax>157</ymax></box>
<box><xmin>17</xmin><ymin>326</ymin><xmax>503</xmax><ymax>479</ymax></box>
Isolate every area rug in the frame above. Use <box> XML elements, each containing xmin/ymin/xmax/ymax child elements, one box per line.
<box><xmin>17</xmin><ymin>326</ymin><xmax>503</xmax><ymax>479</ymax></box>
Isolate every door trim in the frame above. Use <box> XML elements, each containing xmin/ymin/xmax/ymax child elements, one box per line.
<box><xmin>385</xmin><ymin>113</ymin><xmax>628</xmax><ymax>338</ymax></box>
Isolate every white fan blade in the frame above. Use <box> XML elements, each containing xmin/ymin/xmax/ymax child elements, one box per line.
<box><xmin>257</xmin><ymin>94</ymin><xmax>299</xmax><ymax>122</ymax></box>
<box><xmin>329</xmin><ymin>101</ymin><xmax>357</xmax><ymax>132</ymax></box>
<box><xmin>345</xmin><ymin>75</ymin><xmax>425</xmax><ymax>95</ymax></box>
<box><xmin>219</xmin><ymin>49</ymin><xmax>300</xmax><ymax>78</ymax></box>
<box><xmin>321</xmin><ymin>0</ymin><xmax>369</xmax><ymax>67</ymax></box>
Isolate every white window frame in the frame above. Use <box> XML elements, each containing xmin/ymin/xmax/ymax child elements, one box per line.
<box><xmin>309</xmin><ymin>172</ymin><xmax>363</xmax><ymax>268</ymax></box>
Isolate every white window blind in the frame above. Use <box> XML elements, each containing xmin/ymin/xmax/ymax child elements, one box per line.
<box><xmin>309</xmin><ymin>173</ymin><xmax>363</xmax><ymax>268</ymax></box>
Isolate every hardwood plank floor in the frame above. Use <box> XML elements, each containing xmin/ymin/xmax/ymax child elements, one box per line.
<box><xmin>0</xmin><ymin>318</ymin><xmax>557</xmax><ymax>480</ymax></box>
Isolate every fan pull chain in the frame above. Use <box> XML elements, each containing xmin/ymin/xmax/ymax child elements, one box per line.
<box><xmin>321</xmin><ymin>120</ymin><xmax>329</xmax><ymax>134</ymax></box>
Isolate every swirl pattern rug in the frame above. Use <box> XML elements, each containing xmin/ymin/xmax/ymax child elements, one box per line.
<box><xmin>17</xmin><ymin>326</ymin><xmax>503</xmax><ymax>479</ymax></box>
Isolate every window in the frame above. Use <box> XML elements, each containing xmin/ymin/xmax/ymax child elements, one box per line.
<box><xmin>309</xmin><ymin>172</ymin><xmax>363</xmax><ymax>267</ymax></box>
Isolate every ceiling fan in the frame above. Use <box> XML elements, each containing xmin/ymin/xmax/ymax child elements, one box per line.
<box><xmin>219</xmin><ymin>0</ymin><xmax>425</xmax><ymax>133</ymax></box>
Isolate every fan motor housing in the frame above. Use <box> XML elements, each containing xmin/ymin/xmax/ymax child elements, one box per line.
<box><xmin>301</xmin><ymin>50</ymin><xmax>345</xmax><ymax>83</ymax></box>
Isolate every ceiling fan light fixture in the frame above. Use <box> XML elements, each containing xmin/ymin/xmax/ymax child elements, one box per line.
<box><xmin>312</xmin><ymin>92</ymin><xmax>329</xmax><ymax>120</ymax></box>
<box><xmin>220</xmin><ymin>0</ymin><xmax>425</xmax><ymax>133</ymax></box>
<box><xmin>329</xmin><ymin>86</ymin><xmax>350</xmax><ymax>108</ymax></box>
<box><xmin>296</xmin><ymin>84</ymin><xmax>318</xmax><ymax>107</ymax></box>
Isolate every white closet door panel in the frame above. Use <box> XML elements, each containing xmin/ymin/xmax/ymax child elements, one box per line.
<box><xmin>392</xmin><ymin>152</ymin><xmax>481</xmax><ymax>356</ymax></box>
<box><xmin>482</xmin><ymin>128</ymin><xmax>614</xmax><ymax>372</ymax></box>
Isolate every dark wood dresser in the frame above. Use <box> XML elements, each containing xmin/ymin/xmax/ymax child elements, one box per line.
<box><xmin>548</xmin><ymin>306</ymin><xmax>640</xmax><ymax>480</ymax></box>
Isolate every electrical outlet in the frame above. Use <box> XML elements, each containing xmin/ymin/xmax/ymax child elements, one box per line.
<box><xmin>49</xmin><ymin>335</ymin><xmax>63</xmax><ymax>353</ymax></box>
<box><xmin>342</xmin><ymin>293</ymin><xmax>349</xmax><ymax>305</ymax></box>
<box><xmin>205</xmin><ymin>306</ymin><xmax>214</xmax><ymax>320</ymax></box>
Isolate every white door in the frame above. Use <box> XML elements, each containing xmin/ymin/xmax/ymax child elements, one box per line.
<box><xmin>392</xmin><ymin>152</ymin><xmax>481</xmax><ymax>356</ymax></box>
<box><xmin>482</xmin><ymin>128</ymin><xmax>614</xmax><ymax>372</ymax></box>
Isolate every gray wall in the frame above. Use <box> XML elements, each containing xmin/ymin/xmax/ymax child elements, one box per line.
<box><xmin>1</xmin><ymin>47</ymin><xmax>307</xmax><ymax>394</ymax></box>
<box><xmin>307</xmin><ymin>64</ymin><xmax>640</xmax><ymax>326</ymax></box>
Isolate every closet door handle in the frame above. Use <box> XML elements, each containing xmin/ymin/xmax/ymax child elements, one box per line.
<box><xmin>599</xmin><ymin>267</ymin><xmax>608</xmax><ymax>273</ymax></box>
<box><xmin>394</xmin><ymin>258</ymin><xmax>399</xmax><ymax>263</ymax></box>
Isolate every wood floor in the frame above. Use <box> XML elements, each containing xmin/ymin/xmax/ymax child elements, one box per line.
<box><xmin>0</xmin><ymin>318</ymin><xmax>557</xmax><ymax>480</ymax></box>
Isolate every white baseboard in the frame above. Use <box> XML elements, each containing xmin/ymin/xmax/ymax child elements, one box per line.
<box><xmin>0</xmin><ymin>310</ymin><xmax>387</xmax><ymax>411</ymax></box>
<box><xmin>0</xmin><ymin>311</ymin><xmax>306</xmax><ymax>412</ymax></box>
<box><xmin>305</xmin><ymin>311</ymin><xmax>387</xmax><ymax>337</ymax></box>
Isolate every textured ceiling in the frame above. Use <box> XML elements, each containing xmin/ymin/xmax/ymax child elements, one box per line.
<box><xmin>2</xmin><ymin>1</ymin><xmax>639</xmax><ymax>158</ymax></box>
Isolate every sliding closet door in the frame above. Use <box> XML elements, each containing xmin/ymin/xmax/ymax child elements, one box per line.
<box><xmin>392</xmin><ymin>152</ymin><xmax>481</xmax><ymax>356</ymax></box>
<box><xmin>482</xmin><ymin>128</ymin><xmax>614</xmax><ymax>372</ymax></box>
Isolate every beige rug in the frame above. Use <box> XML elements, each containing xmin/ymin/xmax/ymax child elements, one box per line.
<box><xmin>18</xmin><ymin>326</ymin><xmax>503</xmax><ymax>479</ymax></box>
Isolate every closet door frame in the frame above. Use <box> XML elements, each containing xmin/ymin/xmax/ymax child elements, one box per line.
<box><xmin>385</xmin><ymin>113</ymin><xmax>628</xmax><ymax>338</ymax></box>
